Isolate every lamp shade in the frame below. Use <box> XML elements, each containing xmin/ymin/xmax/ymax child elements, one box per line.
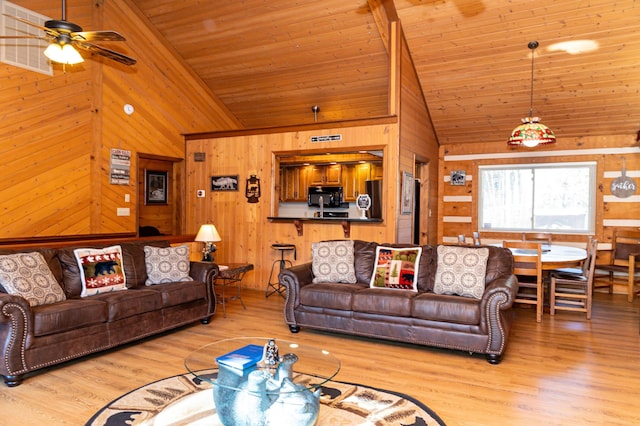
<box><xmin>44</xmin><ymin>43</ymin><xmax>84</xmax><ymax>65</ymax></box>
<box><xmin>508</xmin><ymin>116</ymin><xmax>556</xmax><ymax>147</ymax></box>
<box><xmin>195</xmin><ymin>224</ymin><xmax>221</xmax><ymax>242</ymax></box>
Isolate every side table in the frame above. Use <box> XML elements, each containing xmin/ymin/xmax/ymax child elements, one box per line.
<box><xmin>215</xmin><ymin>263</ymin><xmax>254</xmax><ymax>317</ymax></box>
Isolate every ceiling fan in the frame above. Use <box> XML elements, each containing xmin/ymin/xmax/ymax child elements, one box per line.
<box><xmin>0</xmin><ymin>0</ymin><xmax>136</xmax><ymax>66</ymax></box>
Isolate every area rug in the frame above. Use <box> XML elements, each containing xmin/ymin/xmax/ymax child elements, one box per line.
<box><xmin>87</xmin><ymin>370</ymin><xmax>446</xmax><ymax>426</ymax></box>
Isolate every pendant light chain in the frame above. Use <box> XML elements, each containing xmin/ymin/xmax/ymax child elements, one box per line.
<box><xmin>528</xmin><ymin>42</ymin><xmax>535</xmax><ymax>117</ymax></box>
<box><xmin>507</xmin><ymin>40</ymin><xmax>556</xmax><ymax>147</ymax></box>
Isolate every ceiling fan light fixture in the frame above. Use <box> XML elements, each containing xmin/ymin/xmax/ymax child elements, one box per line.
<box><xmin>44</xmin><ymin>42</ymin><xmax>84</xmax><ymax>65</ymax></box>
<box><xmin>508</xmin><ymin>41</ymin><xmax>555</xmax><ymax>148</ymax></box>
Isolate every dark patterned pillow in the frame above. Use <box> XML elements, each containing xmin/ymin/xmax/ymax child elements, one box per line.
<box><xmin>434</xmin><ymin>245</ymin><xmax>489</xmax><ymax>299</ymax></box>
<box><xmin>74</xmin><ymin>245</ymin><xmax>127</xmax><ymax>297</ymax></box>
<box><xmin>144</xmin><ymin>245</ymin><xmax>193</xmax><ymax>285</ymax></box>
<box><xmin>312</xmin><ymin>240</ymin><xmax>356</xmax><ymax>283</ymax></box>
<box><xmin>369</xmin><ymin>246</ymin><xmax>422</xmax><ymax>291</ymax></box>
<box><xmin>0</xmin><ymin>252</ymin><xmax>66</xmax><ymax>306</ymax></box>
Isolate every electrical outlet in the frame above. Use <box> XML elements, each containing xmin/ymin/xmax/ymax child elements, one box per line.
<box><xmin>197</xmin><ymin>190</ymin><xmax>206</xmax><ymax>198</ymax></box>
<box><xmin>117</xmin><ymin>208</ymin><xmax>130</xmax><ymax>216</ymax></box>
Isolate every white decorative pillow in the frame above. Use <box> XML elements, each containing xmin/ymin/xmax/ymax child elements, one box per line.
<box><xmin>74</xmin><ymin>245</ymin><xmax>127</xmax><ymax>297</ymax></box>
<box><xmin>0</xmin><ymin>252</ymin><xmax>66</xmax><ymax>307</ymax></box>
<box><xmin>144</xmin><ymin>245</ymin><xmax>194</xmax><ymax>285</ymax></box>
<box><xmin>369</xmin><ymin>246</ymin><xmax>422</xmax><ymax>291</ymax></box>
<box><xmin>434</xmin><ymin>245</ymin><xmax>489</xmax><ymax>299</ymax></box>
<box><xmin>312</xmin><ymin>240</ymin><xmax>356</xmax><ymax>283</ymax></box>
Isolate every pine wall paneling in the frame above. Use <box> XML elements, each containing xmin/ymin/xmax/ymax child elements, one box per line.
<box><xmin>397</xmin><ymin>28</ymin><xmax>439</xmax><ymax>245</ymax></box>
<box><xmin>185</xmin><ymin>122</ymin><xmax>401</xmax><ymax>291</ymax></box>
<box><xmin>438</xmin><ymin>136</ymin><xmax>640</xmax><ymax>292</ymax></box>
<box><xmin>0</xmin><ymin>0</ymin><xmax>240</xmax><ymax>240</ymax></box>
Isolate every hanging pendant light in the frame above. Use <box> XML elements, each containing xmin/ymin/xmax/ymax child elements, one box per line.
<box><xmin>508</xmin><ymin>41</ymin><xmax>555</xmax><ymax>147</ymax></box>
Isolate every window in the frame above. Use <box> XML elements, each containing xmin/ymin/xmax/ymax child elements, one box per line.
<box><xmin>478</xmin><ymin>162</ymin><xmax>596</xmax><ymax>233</ymax></box>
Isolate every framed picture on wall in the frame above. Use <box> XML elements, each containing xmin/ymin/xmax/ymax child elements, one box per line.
<box><xmin>211</xmin><ymin>175</ymin><xmax>239</xmax><ymax>191</ymax></box>
<box><xmin>401</xmin><ymin>171</ymin><xmax>414</xmax><ymax>215</ymax></box>
<box><xmin>145</xmin><ymin>170</ymin><xmax>168</xmax><ymax>205</ymax></box>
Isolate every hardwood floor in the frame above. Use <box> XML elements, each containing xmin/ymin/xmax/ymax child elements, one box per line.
<box><xmin>1</xmin><ymin>290</ymin><xmax>639</xmax><ymax>425</ymax></box>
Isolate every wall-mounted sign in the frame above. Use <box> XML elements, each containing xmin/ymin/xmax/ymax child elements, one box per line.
<box><xmin>310</xmin><ymin>134</ymin><xmax>342</xmax><ymax>142</ymax></box>
<box><xmin>611</xmin><ymin>158</ymin><xmax>636</xmax><ymax>198</ymax></box>
<box><xmin>110</xmin><ymin>148</ymin><xmax>131</xmax><ymax>185</ymax></box>
<box><xmin>211</xmin><ymin>175</ymin><xmax>239</xmax><ymax>191</ymax></box>
<box><xmin>450</xmin><ymin>170</ymin><xmax>466</xmax><ymax>186</ymax></box>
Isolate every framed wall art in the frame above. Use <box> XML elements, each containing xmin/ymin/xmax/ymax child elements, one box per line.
<box><xmin>145</xmin><ymin>170</ymin><xmax>168</xmax><ymax>205</ymax></box>
<box><xmin>401</xmin><ymin>171</ymin><xmax>414</xmax><ymax>215</ymax></box>
<box><xmin>450</xmin><ymin>170</ymin><xmax>466</xmax><ymax>186</ymax></box>
<box><xmin>211</xmin><ymin>175</ymin><xmax>239</xmax><ymax>191</ymax></box>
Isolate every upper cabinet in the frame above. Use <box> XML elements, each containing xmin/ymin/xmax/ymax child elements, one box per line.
<box><xmin>342</xmin><ymin>162</ymin><xmax>382</xmax><ymax>201</ymax></box>
<box><xmin>280</xmin><ymin>166</ymin><xmax>311</xmax><ymax>202</ymax></box>
<box><xmin>310</xmin><ymin>164</ymin><xmax>342</xmax><ymax>185</ymax></box>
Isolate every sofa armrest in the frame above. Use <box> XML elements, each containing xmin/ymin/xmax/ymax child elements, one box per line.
<box><xmin>0</xmin><ymin>292</ymin><xmax>32</xmax><ymax>378</ymax></box>
<box><xmin>189</xmin><ymin>261</ymin><xmax>219</xmax><ymax>283</ymax></box>
<box><xmin>479</xmin><ymin>274</ymin><xmax>519</xmax><ymax>354</ymax></box>
<box><xmin>279</xmin><ymin>262</ymin><xmax>313</xmax><ymax>325</ymax></box>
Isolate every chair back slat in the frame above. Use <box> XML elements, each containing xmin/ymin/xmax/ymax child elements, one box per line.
<box><xmin>505</xmin><ymin>240</ymin><xmax>544</xmax><ymax>322</ymax></box>
<box><xmin>611</xmin><ymin>231</ymin><xmax>640</xmax><ymax>267</ymax></box>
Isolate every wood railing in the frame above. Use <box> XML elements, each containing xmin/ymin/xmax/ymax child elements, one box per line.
<box><xmin>0</xmin><ymin>233</ymin><xmax>196</xmax><ymax>250</ymax></box>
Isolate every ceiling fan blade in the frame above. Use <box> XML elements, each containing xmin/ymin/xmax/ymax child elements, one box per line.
<box><xmin>3</xmin><ymin>14</ymin><xmax>50</xmax><ymax>33</ymax></box>
<box><xmin>72</xmin><ymin>31</ymin><xmax>126</xmax><ymax>42</ymax></box>
<box><xmin>74</xmin><ymin>41</ymin><xmax>136</xmax><ymax>66</ymax></box>
<box><xmin>0</xmin><ymin>35</ymin><xmax>47</xmax><ymax>40</ymax></box>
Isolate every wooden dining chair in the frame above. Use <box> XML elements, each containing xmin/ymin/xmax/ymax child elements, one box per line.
<box><xmin>522</xmin><ymin>232</ymin><xmax>552</xmax><ymax>246</ymax></box>
<box><xmin>594</xmin><ymin>229</ymin><xmax>640</xmax><ymax>302</ymax></box>
<box><xmin>504</xmin><ymin>241</ymin><xmax>544</xmax><ymax>322</ymax></box>
<box><xmin>549</xmin><ymin>239</ymin><xmax>598</xmax><ymax>319</ymax></box>
<box><xmin>552</xmin><ymin>236</ymin><xmax>595</xmax><ymax>276</ymax></box>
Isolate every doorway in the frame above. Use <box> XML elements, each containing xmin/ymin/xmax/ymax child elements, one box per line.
<box><xmin>137</xmin><ymin>154</ymin><xmax>184</xmax><ymax>236</ymax></box>
<box><xmin>414</xmin><ymin>161</ymin><xmax>430</xmax><ymax>245</ymax></box>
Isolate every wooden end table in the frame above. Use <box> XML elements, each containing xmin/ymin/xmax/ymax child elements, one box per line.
<box><xmin>215</xmin><ymin>263</ymin><xmax>254</xmax><ymax>317</ymax></box>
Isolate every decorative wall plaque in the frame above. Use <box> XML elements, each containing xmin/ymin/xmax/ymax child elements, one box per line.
<box><xmin>450</xmin><ymin>170</ymin><xmax>466</xmax><ymax>186</ymax></box>
<box><xmin>610</xmin><ymin>158</ymin><xmax>636</xmax><ymax>198</ymax></box>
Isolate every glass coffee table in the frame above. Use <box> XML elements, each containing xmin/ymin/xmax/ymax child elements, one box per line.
<box><xmin>184</xmin><ymin>337</ymin><xmax>340</xmax><ymax>426</ymax></box>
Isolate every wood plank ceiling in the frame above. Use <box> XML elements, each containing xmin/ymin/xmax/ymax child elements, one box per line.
<box><xmin>131</xmin><ymin>0</ymin><xmax>640</xmax><ymax>145</ymax></box>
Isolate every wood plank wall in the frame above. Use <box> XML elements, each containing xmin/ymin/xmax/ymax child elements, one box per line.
<box><xmin>0</xmin><ymin>0</ymin><xmax>240</xmax><ymax>239</ymax></box>
<box><xmin>184</xmin><ymin>22</ymin><xmax>440</xmax><ymax>291</ymax></box>
<box><xmin>398</xmin><ymin>26</ymin><xmax>439</xmax><ymax>245</ymax></box>
<box><xmin>185</xmin><ymin>122</ymin><xmax>401</xmax><ymax>290</ymax></box>
<box><xmin>438</xmin><ymin>136</ymin><xmax>640</xmax><ymax>291</ymax></box>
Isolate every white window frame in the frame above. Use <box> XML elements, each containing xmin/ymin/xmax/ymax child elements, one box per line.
<box><xmin>478</xmin><ymin>161</ymin><xmax>597</xmax><ymax>234</ymax></box>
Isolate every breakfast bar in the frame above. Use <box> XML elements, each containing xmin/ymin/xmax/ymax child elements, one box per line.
<box><xmin>267</xmin><ymin>217</ymin><xmax>383</xmax><ymax>237</ymax></box>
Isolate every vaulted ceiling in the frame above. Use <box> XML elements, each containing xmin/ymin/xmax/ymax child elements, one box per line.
<box><xmin>131</xmin><ymin>0</ymin><xmax>640</xmax><ymax>145</ymax></box>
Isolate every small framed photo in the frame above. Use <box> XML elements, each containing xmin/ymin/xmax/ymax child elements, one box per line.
<box><xmin>450</xmin><ymin>170</ymin><xmax>466</xmax><ymax>186</ymax></box>
<box><xmin>401</xmin><ymin>171</ymin><xmax>414</xmax><ymax>215</ymax></box>
<box><xmin>145</xmin><ymin>170</ymin><xmax>168</xmax><ymax>205</ymax></box>
<box><xmin>211</xmin><ymin>175</ymin><xmax>239</xmax><ymax>191</ymax></box>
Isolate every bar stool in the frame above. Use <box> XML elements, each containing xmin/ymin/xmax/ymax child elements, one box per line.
<box><xmin>266</xmin><ymin>243</ymin><xmax>296</xmax><ymax>298</ymax></box>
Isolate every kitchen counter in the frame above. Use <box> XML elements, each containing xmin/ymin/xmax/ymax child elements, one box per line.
<box><xmin>267</xmin><ymin>216</ymin><xmax>383</xmax><ymax>237</ymax></box>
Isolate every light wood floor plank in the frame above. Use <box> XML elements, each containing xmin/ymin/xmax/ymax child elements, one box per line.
<box><xmin>1</xmin><ymin>290</ymin><xmax>639</xmax><ymax>425</ymax></box>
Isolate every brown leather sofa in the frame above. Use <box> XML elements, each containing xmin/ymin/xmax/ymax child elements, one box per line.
<box><xmin>0</xmin><ymin>240</ymin><xmax>217</xmax><ymax>387</ymax></box>
<box><xmin>280</xmin><ymin>241</ymin><xmax>518</xmax><ymax>364</ymax></box>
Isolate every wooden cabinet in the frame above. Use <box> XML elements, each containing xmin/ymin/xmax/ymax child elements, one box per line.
<box><xmin>280</xmin><ymin>166</ymin><xmax>312</xmax><ymax>201</ymax></box>
<box><xmin>281</xmin><ymin>162</ymin><xmax>381</xmax><ymax>202</ymax></box>
<box><xmin>343</xmin><ymin>163</ymin><xmax>373</xmax><ymax>201</ymax></box>
<box><xmin>371</xmin><ymin>162</ymin><xmax>383</xmax><ymax>180</ymax></box>
<box><xmin>310</xmin><ymin>164</ymin><xmax>342</xmax><ymax>185</ymax></box>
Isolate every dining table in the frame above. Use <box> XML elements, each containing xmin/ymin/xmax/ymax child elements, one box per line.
<box><xmin>496</xmin><ymin>243</ymin><xmax>588</xmax><ymax>270</ymax></box>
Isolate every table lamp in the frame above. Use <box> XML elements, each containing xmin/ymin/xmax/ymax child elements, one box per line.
<box><xmin>195</xmin><ymin>224</ymin><xmax>221</xmax><ymax>262</ymax></box>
